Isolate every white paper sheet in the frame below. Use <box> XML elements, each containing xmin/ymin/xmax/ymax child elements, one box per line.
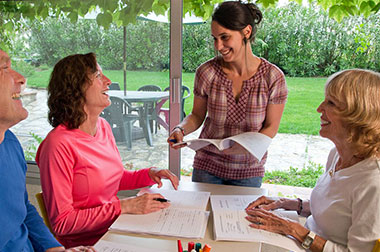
<box><xmin>210</xmin><ymin>195</ymin><xmax>304</xmax><ymax>252</ymax></box>
<box><xmin>109</xmin><ymin>189</ymin><xmax>210</xmax><ymax>239</ymax></box>
<box><xmin>213</xmin><ymin>210</ymin><xmax>304</xmax><ymax>251</ymax></box>
<box><xmin>138</xmin><ymin>188</ymin><xmax>210</xmax><ymax>210</ymax></box>
<box><xmin>210</xmin><ymin>195</ymin><xmax>261</xmax><ymax>210</ymax></box>
<box><xmin>94</xmin><ymin>240</ymin><xmax>162</xmax><ymax>252</ymax></box>
<box><xmin>111</xmin><ymin>208</ymin><xmax>209</xmax><ymax>238</ymax></box>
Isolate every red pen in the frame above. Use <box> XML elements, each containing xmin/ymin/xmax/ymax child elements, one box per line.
<box><xmin>177</xmin><ymin>240</ymin><xmax>183</xmax><ymax>252</ymax></box>
<box><xmin>188</xmin><ymin>241</ymin><xmax>195</xmax><ymax>251</ymax></box>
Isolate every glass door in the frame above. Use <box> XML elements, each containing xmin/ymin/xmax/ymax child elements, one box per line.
<box><xmin>6</xmin><ymin>2</ymin><xmax>180</xmax><ymax>176</ymax></box>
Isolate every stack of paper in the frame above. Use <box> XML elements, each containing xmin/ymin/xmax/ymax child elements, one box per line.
<box><xmin>210</xmin><ymin>195</ymin><xmax>305</xmax><ymax>252</ymax></box>
<box><xmin>109</xmin><ymin>188</ymin><xmax>210</xmax><ymax>239</ymax></box>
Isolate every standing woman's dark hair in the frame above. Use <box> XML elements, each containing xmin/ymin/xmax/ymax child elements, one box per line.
<box><xmin>47</xmin><ymin>53</ymin><xmax>97</xmax><ymax>129</ymax></box>
<box><xmin>212</xmin><ymin>1</ymin><xmax>263</xmax><ymax>43</ymax></box>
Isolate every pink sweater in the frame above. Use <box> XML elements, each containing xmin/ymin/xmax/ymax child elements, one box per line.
<box><xmin>36</xmin><ymin>118</ymin><xmax>154</xmax><ymax>247</ymax></box>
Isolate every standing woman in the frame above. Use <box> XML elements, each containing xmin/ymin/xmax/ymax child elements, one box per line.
<box><xmin>168</xmin><ymin>1</ymin><xmax>288</xmax><ymax>187</ymax></box>
<box><xmin>36</xmin><ymin>53</ymin><xmax>178</xmax><ymax>247</ymax></box>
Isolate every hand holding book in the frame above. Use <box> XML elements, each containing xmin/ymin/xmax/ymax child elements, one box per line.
<box><xmin>173</xmin><ymin>132</ymin><xmax>272</xmax><ymax>161</ymax></box>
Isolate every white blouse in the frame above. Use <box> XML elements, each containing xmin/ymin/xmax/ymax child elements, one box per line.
<box><xmin>305</xmin><ymin>148</ymin><xmax>380</xmax><ymax>252</ymax></box>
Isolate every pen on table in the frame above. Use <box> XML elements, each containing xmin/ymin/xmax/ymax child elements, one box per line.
<box><xmin>202</xmin><ymin>244</ymin><xmax>211</xmax><ymax>252</ymax></box>
<box><xmin>188</xmin><ymin>241</ymin><xmax>195</xmax><ymax>251</ymax></box>
<box><xmin>195</xmin><ymin>242</ymin><xmax>202</xmax><ymax>252</ymax></box>
<box><xmin>177</xmin><ymin>240</ymin><xmax>183</xmax><ymax>252</ymax></box>
<box><xmin>153</xmin><ymin>198</ymin><xmax>170</xmax><ymax>203</ymax></box>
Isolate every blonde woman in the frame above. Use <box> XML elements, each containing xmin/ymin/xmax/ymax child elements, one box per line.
<box><xmin>246</xmin><ymin>69</ymin><xmax>380</xmax><ymax>251</ymax></box>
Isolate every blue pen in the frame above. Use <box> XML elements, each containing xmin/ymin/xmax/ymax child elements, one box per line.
<box><xmin>169</xmin><ymin>139</ymin><xmax>177</xmax><ymax>143</ymax></box>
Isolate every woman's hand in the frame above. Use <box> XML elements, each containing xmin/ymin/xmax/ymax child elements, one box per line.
<box><xmin>246</xmin><ymin>196</ymin><xmax>280</xmax><ymax>210</ymax></box>
<box><xmin>120</xmin><ymin>193</ymin><xmax>170</xmax><ymax>214</ymax></box>
<box><xmin>65</xmin><ymin>246</ymin><xmax>96</xmax><ymax>252</ymax></box>
<box><xmin>149</xmin><ymin>167</ymin><xmax>179</xmax><ymax>190</ymax></box>
<box><xmin>222</xmin><ymin>143</ymin><xmax>250</xmax><ymax>155</ymax></box>
<box><xmin>46</xmin><ymin>246</ymin><xmax>96</xmax><ymax>252</ymax></box>
<box><xmin>167</xmin><ymin>128</ymin><xmax>186</xmax><ymax>149</ymax></box>
<box><xmin>246</xmin><ymin>208</ymin><xmax>311</xmax><ymax>245</ymax></box>
<box><xmin>245</xmin><ymin>208</ymin><xmax>299</xmax><ymax>236</ymax></box>
<box><xmin>246</xmin><ymin>195</ymin><xmax>297</xmax><ymax>211</ymax></box>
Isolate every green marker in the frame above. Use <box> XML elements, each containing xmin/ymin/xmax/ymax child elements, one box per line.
<box><xmin>195</xmin><ymin>243</ymin><xmax>202</xmax><ymax>252</ymax></box>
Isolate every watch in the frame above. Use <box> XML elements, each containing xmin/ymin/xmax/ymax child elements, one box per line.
<box><xmin>301</xmin><ymin>230</ymin><xmax>316</xmax><ymax>249</ymax></box>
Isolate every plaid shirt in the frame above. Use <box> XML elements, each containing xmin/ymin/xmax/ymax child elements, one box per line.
<box><xmin>193</xmin><ymin>57</ymin><xmax>288</xmax><ymax>179</ymax></box>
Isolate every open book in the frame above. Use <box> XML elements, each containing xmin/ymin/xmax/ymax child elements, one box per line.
<box><xmin>174</xmin><ymin>132</ymin><xmax>271</xmax><ymax>161</ymax></box>
<box><xmin>210</xmin><ymin>195</ymin><xmax>305</xmax><ymax>252</ymax></box>
<box><xmin>109</xmin><ymin>188</ymin><xmax>210</xmax><ymax>239</ymax></box>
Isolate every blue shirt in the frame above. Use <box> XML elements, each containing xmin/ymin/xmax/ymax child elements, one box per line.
<box><xmin>0</xmin><ymin>130</ymin><xmax>61</xmax><ymax>252</ymax></box>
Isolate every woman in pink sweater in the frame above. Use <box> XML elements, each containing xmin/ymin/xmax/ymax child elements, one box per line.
<box><xmin>36</xmin><ymin>53</ymin><xmax>178</xmax><ymax>247</ymax></box>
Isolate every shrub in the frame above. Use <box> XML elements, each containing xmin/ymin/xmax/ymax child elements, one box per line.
<box><xmin>24</xmin><ymin>132</ymin><xmax>43</xmax><ymax>161</ymax></box>
<box><xmin>38</xmin><ymin>64</ymin><xmax>49</xmax><ymax>71</ymax></box>
<box><xmin>253</xmin><ymin>3</ymin><xmax>379</xmax><ymax>76</ymax></box>
<box><xmin>24</xmin><ymin>5</ymin><xmax>379</xmax><ymax>76</ymax></box>
<box><xmin>12</xmin><ymin>60</ymin><xmax>35</xmax><ymax>78</ymax></box>
<box><xmin>183</xmin><ymin>22</ymin><xmax>214</xmax><ymax>72</ymax></box>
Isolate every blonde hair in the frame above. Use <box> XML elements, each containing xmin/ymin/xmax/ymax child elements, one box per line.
<box><xmin>325</xmin><ymin>69</ymin><xmax>380</xmax><ymax>158</ymax></box>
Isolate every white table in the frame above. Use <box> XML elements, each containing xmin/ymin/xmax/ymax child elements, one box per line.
<box><xmin>99</xmin><ymin>181</ymin><xmax>268</xmax><ymax>252</ymax></box>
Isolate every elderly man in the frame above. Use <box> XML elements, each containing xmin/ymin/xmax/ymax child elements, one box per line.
<box><xmin>0</xmin><ymin>49</ymin><xmax>94</xmax><ymax>252</ymax></box>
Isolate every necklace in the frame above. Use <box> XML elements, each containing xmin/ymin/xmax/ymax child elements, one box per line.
<box><xmin>332</xmin><ymin>156</ymin><xmax>364</xmax><ymax>176</ymax></box>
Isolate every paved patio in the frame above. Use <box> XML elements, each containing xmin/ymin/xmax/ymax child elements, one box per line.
<box><xmin>16</xmin><ymin>88</ymin><xmax>334</xmax><ymax>199</ymax></box>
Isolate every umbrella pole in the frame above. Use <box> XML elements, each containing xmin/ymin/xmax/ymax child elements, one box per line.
<box><xmin>123</xmin><ymin>26</ymin><xmax>127</xmax><ymax>96</ymax></box>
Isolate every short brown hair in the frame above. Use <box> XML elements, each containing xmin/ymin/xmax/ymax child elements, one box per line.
<box><xmin>325</xmin><ymin>69</ymin><xmax>380</xmax><ymax>158</ymax></box>
<box><xmin>48</xmin><ymin>53</ymin><xmax>97</xmax><ymax>129</ymax></box>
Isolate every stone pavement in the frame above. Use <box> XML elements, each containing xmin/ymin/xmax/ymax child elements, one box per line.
<box><xmin>16</xmin><ymin>88</ymin><xmax>334</xmax><ymax>200</ymax></box>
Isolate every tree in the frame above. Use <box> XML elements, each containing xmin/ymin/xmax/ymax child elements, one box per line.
<box><xmin>1</xmin><ymin>0</ymin><xmax>379</xmax><ymax>50</ymax></box>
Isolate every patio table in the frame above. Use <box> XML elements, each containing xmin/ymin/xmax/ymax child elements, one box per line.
<box><xmin>108</xmin><ymin>90</ymin><xmax>169</xmax><ymax>146</ymax></box>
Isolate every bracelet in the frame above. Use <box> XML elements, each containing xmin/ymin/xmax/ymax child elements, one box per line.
<box><xmin>172</xmin><ymin>126</ymin><xmax>185</xmax><ymax>136</ymax></box>
<box><xmin>297</xmin><ymin>198</ymin><xmax>303</xmax><ymax>215</ymax></box>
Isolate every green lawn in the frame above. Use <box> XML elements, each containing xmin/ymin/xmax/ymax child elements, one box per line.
<box><xmin>280</xmin><ymin>77</ymin><xmax>326</xmax><ymax>135</ymax></box>
<box><xmin>27</xmin><ymin>69</ymin><xmax>327</xmax><ymax>135</ymax></box>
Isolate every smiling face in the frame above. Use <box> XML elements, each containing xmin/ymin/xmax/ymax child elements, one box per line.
<box><xmin>211</xmin><ymin>21</ymin><xmax>248</xmax><ymax>63</ymax></box>
<box><xmin>0</xmin><ymin>50</ymin><xmax>28</xmax><ymax>129</ymax></box>
<box><xmin>317</xmin><ymin>94</ymin><xmax>348</xmax><ymax>146</ymax></box>
<box><xmin>83</xmin><ymin>63</ymin><xmax>111</xmax><ymax>116</ymax></box>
